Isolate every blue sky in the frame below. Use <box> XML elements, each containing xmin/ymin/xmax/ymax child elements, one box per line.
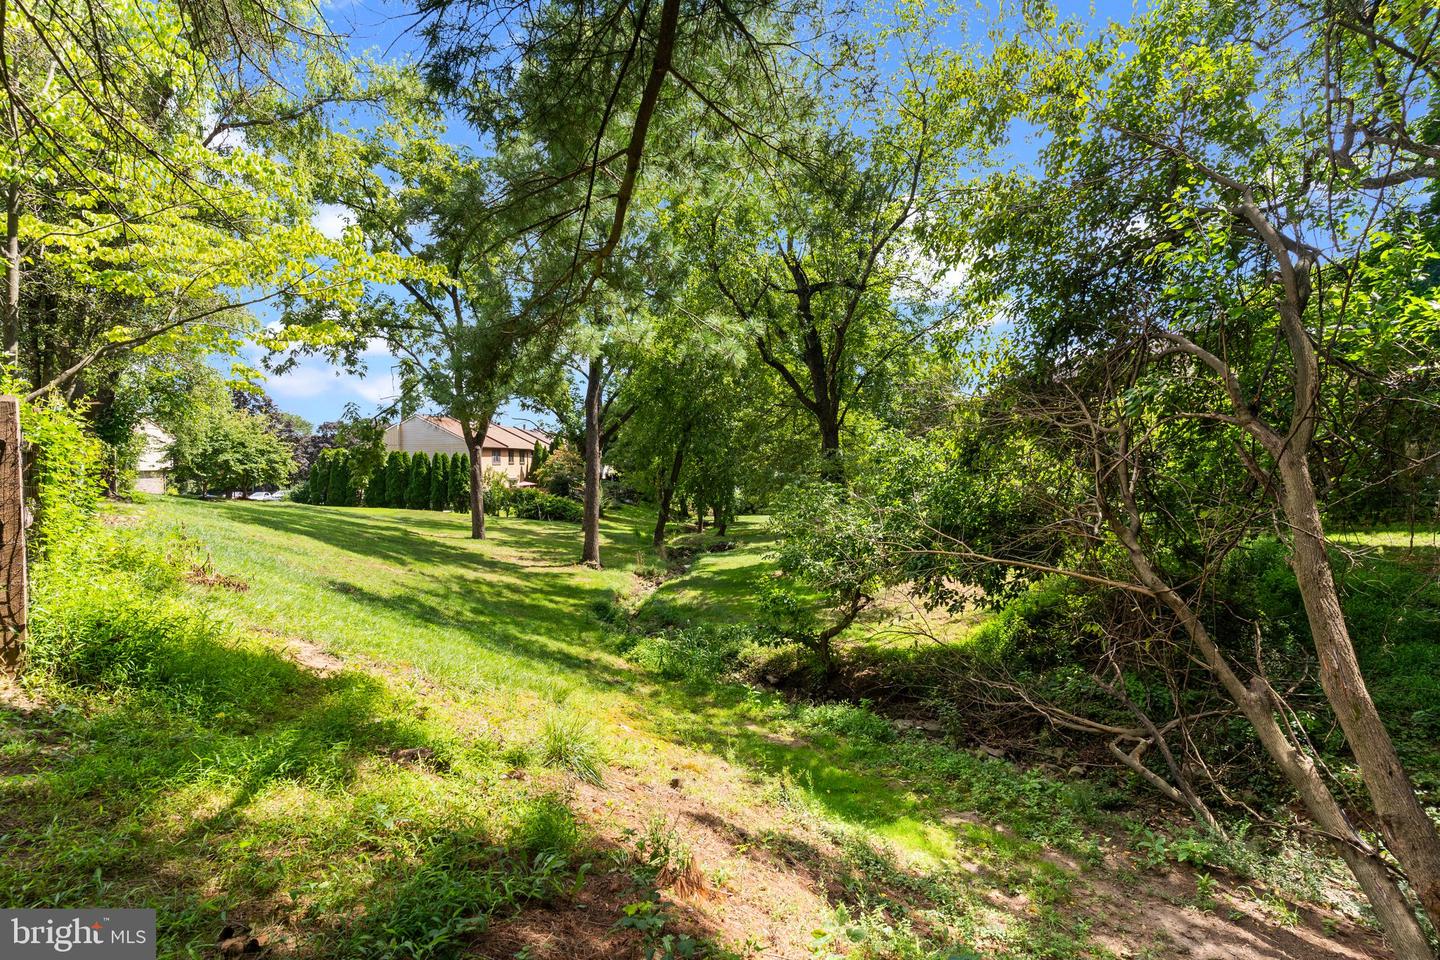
<box><xmin>229</xmin><ymin>0</ymin><xmax>1140</xmax><ymax>429</ymax></box>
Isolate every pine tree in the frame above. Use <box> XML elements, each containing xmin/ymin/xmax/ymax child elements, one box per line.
<box><xmin>447</xmin><ymin>452</ymin><xmax>467</xmax><ymax>511</ymax></box>
<box><xmin>532</xmin><ymin>440</ymin><xmax>548</xmax><ymax>475</ymax></box>
<box><xmin>384</xmin><ymin>451</ymin><xmax>408</xmax><ymax>508</ymax></box>
<box><xmin>406</xmin><ymin>452</ymin><xmax>430</xmax><ymax>509</ymax></box>
<box><xmin>325</xmin><ymin>449</ymin><xmax>353</xmax><ymax>506</ymax></box>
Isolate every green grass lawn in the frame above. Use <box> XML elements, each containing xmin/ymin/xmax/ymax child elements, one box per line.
<box><xmin>0</xmin><ymin>498</ymin><xmax>1390</xmax><ymax>960</ymax></box>
<box><xmin>637</xmin><ymin>518</ymin><xmax>776</xmax><ymax>627</ymax></box>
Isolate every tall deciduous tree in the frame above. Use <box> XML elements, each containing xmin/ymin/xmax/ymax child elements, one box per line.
<box><xmin>0</xmin><ymin>0</ymin><xmax>401</xmax><ymax>402</ymax></box>
<box><xmin>911</xmin><ymin>1</ymin><xmax>1440</xmax><ymax>950</ymax></box>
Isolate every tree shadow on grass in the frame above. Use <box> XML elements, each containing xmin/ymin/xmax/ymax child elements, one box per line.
<box><xmin>320</xmin><ymin>574</ymin><xmax>640</xmax><ymax>694</ymax></box>
<box><xmin>0</xmin><ymin>636</ymin><xmax>441</xmax><ymax>938</ymax></box>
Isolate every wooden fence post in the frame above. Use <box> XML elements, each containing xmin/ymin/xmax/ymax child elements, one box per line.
<box><xmin>0</xmin><ymin>395</ymin><xmax>27</xmax><ymax>669</ymax></box>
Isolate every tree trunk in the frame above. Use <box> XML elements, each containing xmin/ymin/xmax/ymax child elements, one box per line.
<box><xmin>652</xmin><ymin>433</ymin><xmax>688</xmax><ymax>553</ymax></box>
<box><xmin>5</xmin><ymin>181</ymin><xmax>19</xmax><ymax>360</ymax></box>
<box><xmin>714</xmin><ymin>504</ymin><xmax>726</xmax><ymax>536</ymax></box>
<box><xmin>818</xmin><ymin>405</ymin><xmax>843</xmax><ymax>481</ymax></box>
<box><xmin>469</xmin><ymin>448</ymin><xmax>486</xmax><ymax>539</ymax></box>
<box><xmin>1277</xmin><ymin>449</ymin><xmax>1440</xmax><ymax>931</ymax></box>
<box><xmin>460</xmin><ymin>415</ymin><xmax>493</xmax><ymax>540</ymax></box>
<box><xmin>581</xmin><ymin>355</ymin><xmax>603</xmax><ymax>567</ymax></box>
<box><xmin>1262</xmin><ymin>252</ymin><xmax>1440</xmax><ymax>931</ymax></box>
<box><xmin>1102</xmin><ymin>499</ymin><xmax>1435</xmax><ymax>960</ymax></box>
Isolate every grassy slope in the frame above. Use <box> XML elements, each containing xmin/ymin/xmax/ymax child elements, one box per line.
<box><xmin>0</xmin><ymin>499</ymin><xmax>1390</xmax><ymax>960</ymax></box>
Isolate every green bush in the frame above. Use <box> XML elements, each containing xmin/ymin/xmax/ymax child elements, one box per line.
<box><xmin>631</xmin><ymin>628</ymin><xmax>733</xmax><ymax>681</ymax></box>
<box><xmin>531</xmin><ymin>442</ymin><xmax>583</xmax><ymax>499</ymax></box>
<box><xmin>325</xmin><ymin>449</ymin><xmax>355</xmax><ymax>506</ymax></box>
<box><xmin>367</xmin><ymin>457</ymin><xmax>388</xmax><ymax>506</ymax></box>
<box><xmin>382</xmin><ymin>450</ymin><xmax>408</xmax><ymax>508</ymax></box>
<box><xmin>962</xmin><ymin>577</ymin><xmax>1100</xmax><ymax>667</ymax></box>
<box><xmin>406</xmin><ymin>452</ymin><xmax>431</xmax><ymax>509</ymax></box>
<box><xmin>448</xmin><ymin>452</ymin><xmax>470</xmax><ymax>511</ymax></box>
<box><xmin>513</xmin><ymin>488</ymin><xmax>582</xmax><ymax>522</ymax></box>
<box><xmin>734</xmin><ymin>640</ymin><xmax>813</xmax><ymax>686</ymax></box>
<box><xmin>429</xmin><ymin>452</ymin><xmax>449</xmax><ymax>510</ymax></box>
<box><xmin>301</xmin><ymin>454</ymin><xmax>331</xmax><ymax>505</ymax></box>
<box><xmin>14</xmin><ymin>390</ymin><xmax>106</xmax><ymax>559</ymax></box>
<box><xmin>796</xmin><ymin>700</ymin><xmax>897</xmax><ymax>743</ymax></box>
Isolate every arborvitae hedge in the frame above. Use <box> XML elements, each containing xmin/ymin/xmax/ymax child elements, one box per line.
<box><xmin>430</xmin><ymin>453</ymin><xmax>449</xmax><ymax>511</ymax></box>
<box><xmin>406</xmin><ymin>452</ymin><xmax>430</xmax><ymax>510</ymax></box>
<box><xmin>325</xmin><ymin>449</ymin><xmax>354</xmax><ymax>506</ymax></box>
<box><xmin>306</xmin><ymin>454</ymin><xmax>332</xmax><ymax>505</ymax></box>
<box><xmin>449</xmin><ymin>452</ymin><xmax>470</xmax><ymax>512</ymax></box>
<box><xmin>366</xmin><ymin>458</ymin><xmax>387</xmax><ymax>507</ymax></box>
<box><xmin>384</xmin><ymin>451</ymin><xmax>408</xmax><ymax>508</ymax></box>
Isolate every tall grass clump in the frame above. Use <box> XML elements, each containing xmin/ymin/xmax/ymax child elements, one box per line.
<box><xmin>535</xmin><ymin>710</ymin><xmax>605</xmax><ymax>784</ymax></box>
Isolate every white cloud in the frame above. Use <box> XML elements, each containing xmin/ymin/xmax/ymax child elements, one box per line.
<box><xmin>312</xmin><ymin>203</ymin><xmax>354</xmax><ymax>240</ymax></box>
<box><xmin>263</xmin><ymin>356</ymin><xmax>397</xmax><ymax>411</ymax></box>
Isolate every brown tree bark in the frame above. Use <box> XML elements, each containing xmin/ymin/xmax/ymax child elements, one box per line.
<box><xmin>652</xmin><ymin>431</ymin><xmax>689</xmax><ymax>552</ymax></box>
<box><xmin>460</xmin><ymin>414</ymin><xmax>494</xmax><ymax>540</ymax></box>
<box><xmin>1277</xmin><ymin>447</ymin><xmax>1440</xmax><ymax>930</ymax></box>
<box><xmin>5</xmin><ymin>181</ymin><xmax>19</xmax><ymax>359</ymax></box>
<box><xmin>1092</xmin><ymin>454</ymin><xmax>1436</xmax><ymax>960</ymax></box>
<box><xmin>1142</xmin><ymin>177</ymin><xmax>1440</xmax><ymax>933</ymax></box>
<box><xmin>581</xmin><ymin>355</ymin><xmax>604</xmax><ymax>567</ymax></box>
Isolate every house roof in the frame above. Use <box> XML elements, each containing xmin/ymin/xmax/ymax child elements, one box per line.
<box><xmin>413</xmin><ymin>415</ymin><xmax>552</xmax><ymax>450</ymax></box>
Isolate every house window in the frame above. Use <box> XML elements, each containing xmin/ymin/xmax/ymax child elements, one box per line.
<box><xmin>490</xmin><ymin>449</ymin><xmax>500</xmax><ymax>465</ymax></box>
<box><xmin>508</xmin><ymin>450</ymin><xmax>515</xmax><ymax>465</ymax></box>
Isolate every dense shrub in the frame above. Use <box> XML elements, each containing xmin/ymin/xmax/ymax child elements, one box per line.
<box><xmin>482</xmin><ymin>473</ymin><xmax>510</xmax><ymax>515</ymax></box>
<box><xmin>429</xmin><ymin>452</ymin><xmax>449</xmax><ymax>510</ymax></box>
<box><xmin>298</xmin><ymin>453</ymin><xmax>331</xmax><ymax>504</ymax></box>
<box><xmin>325</xmin><ymin>449</ymin><xmax>355</xmax><ymax>506</ymax></box>
<box><xmin>531</xmin><ymin>442</ymin><xmax>582</xmax><ymax>499</ymax></box>
<box><xmin>367</xmin><ymin>459</ymin><xmax>388</xmax><ymax>506</ymax></box>
<box><xmin>512</xmin><ymin>488</ymin><xmax>582</xmax><ymax>522</ymax></box>
<box><xmin>383</xmin><ymin>451</ymin><xmax>409</xmax><ymax>508</ymax></box>
<box><xmin>14</xmin><ymin>390</ymin><xmax>107</xmax><ymax>558</ymax></box>
<box><xmin>962</xmin><ymin>577</ymin><xmax>1103</xmax><ymax>668</ymax></box>
<box><xmin>448</xmin><ymin>452</ymin><xmax>470</xmax><ymax>511</ymax></box>
<box><xmin>406</xmin><ymin>452</ymin><xmax>431</xmax><ymax>509</ymax></box>
<box><xmin>628</xmin><ymin>626</ymin><xmax>750</xmax><ymax>681</ymax></box>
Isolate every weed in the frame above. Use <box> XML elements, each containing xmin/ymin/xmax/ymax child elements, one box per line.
<box><xmin>535</xmin><ymin>711</ymin><xmax>605</xmax><ymax>784</ymax></box>
<box><xmin>1193</xmin><ymin>872</ymin><xmax>1219</xmax><ymax>912</ymax></box>
<box><xmin>628</xmin><ymin>816</ymin><xmax>703</xmax><ymax>895</ymax></box>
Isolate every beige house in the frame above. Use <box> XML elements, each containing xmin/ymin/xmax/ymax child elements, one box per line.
<box><xmin>383</xmin><ymin>415</ymin><xmax>551</xmax><ymax>482</ymax></box>
<box><xmin>134</xmin><ymin>421</ymin><xmax>173</xmax><ymax>494</ymax></box>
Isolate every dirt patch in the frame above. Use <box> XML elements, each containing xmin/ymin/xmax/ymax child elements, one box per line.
<box><xmin>1077</xmin><ymin>852</ymin><xmax>1390</xmax><ymax>960</ymax></box>
<box><xmin>475</xmin><ymin>751</ymin><xmax>1394</xmax><ymax>960</ymax></box>
<box><xmin>0</xmin><ymin>675</ymin><xmax>43</xmax><ymax>715</ymax></box>
<box><xmin>187</xmin><ymin>560</ymin><xmax>249</xmax><ymax>592</ymax></box>
<box><xmin>279</xmin><ymin>637</ymin><xmax>344</xmax><ymax>678</ymax></box>
<box><xmin>477</xmin><ymin>760</ymin><xmax>845</xmax><ymax>958</ymax></box>
<box><xmin>470</xmin><ymin>870</ymin><xmax>645</xmax><ymax>959</ymax></box>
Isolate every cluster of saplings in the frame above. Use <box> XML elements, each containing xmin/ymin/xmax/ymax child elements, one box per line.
<box><xmin>290</xmin><ymin>447</ymin><xmax>584</xmax><ymax>522</ymax></box>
